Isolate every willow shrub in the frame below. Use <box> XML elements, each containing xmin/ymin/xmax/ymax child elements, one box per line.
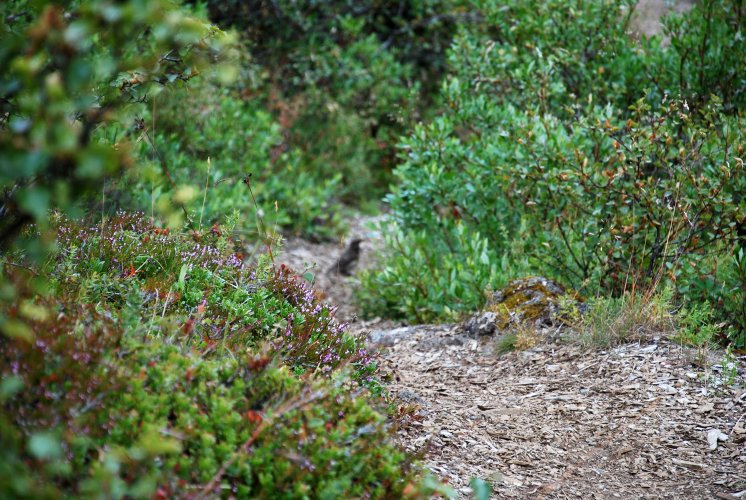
<box><xmin>197</xmin><ymin>0</ymin><xmax>476</xmax><ymax>202</ymax></box>
<box><xmin>362</xmin><ymin>0</ymin><xmax>746</xmax><ymax>345</ymax></box>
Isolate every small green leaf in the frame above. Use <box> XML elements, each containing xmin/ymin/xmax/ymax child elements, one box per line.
<box><xmin>0</xmin><ymin>376</ymin><xmax>24</xmax><ymax>402</ymax></box>
<box><xmin>28</xmin><ymin>432</ymin><xmax>62</xmax><ymax>461</ymax></box>
<box><xmin>1</xmin><ymin>319</ymin><xmax>34</xmax><ymax>343</ymax></box>
<box><xmin>469</xmin><ymin>477</ymin><xmax>492</xmax><ymax>500</ymax></box>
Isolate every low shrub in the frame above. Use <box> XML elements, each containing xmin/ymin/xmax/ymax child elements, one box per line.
<box><xmin>0</xmin><ymin>215</ymin><xmax>436</xmax><ymax>497</ymax></box>
<box><xmin>50</xmin><ymin>212</ymin><xmax>368</xmax><ymax>375</ymax></box>
<box><xmin>195</xmin><ymin>0</ymin><xmax>477</xmax><ymax>202</ymax></box>
<box><xmin>579</xmin><ymin>289</ymin><xmax>676</xmax><ymax>347</ymax></box>
<box><xmin>358</xmin><ymin>222</ymin><xmax>500</xmax><ymax>322</ymax></box>
<box><xmin>363</xmin><ymin>0</ymin><xmax>746</xmax><ymax>346</ymax></box>
<box><xmin>119</xmin><ymin>79</ymin><xmax>346</xmax><ymax>241</ymax></box>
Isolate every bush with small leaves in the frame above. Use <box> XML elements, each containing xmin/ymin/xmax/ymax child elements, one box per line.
<box><xmin>365</xmin><ymin>0</ymin><xmax>746</xmax><ymax>346</ymax></box>
<box><xmin>1</xmin><ymin>216</ymin><xmax>440</xmax><ymax>496</ymax></box>
<box><xmin>0</xmin><ymin>0</ymin><xmax>234</xmax><ymax>255</ymax></box>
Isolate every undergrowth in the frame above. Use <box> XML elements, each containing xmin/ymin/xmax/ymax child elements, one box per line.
<box><xmin>578</xmin><ymin>288</ymin><xmax>677</xmax><ymax>347</ymax></box>
<box><xmin>361</xmin><ymin>0</ymin><xmax>746</xmax><ymax>348</ymax></box>
<box><xmin>0</xmin><ymin>215</ymin><xmax>443</xmax><ymax>497</ymax></box>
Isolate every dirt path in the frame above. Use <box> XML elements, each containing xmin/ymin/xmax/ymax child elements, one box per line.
<box><xmin>277</xmin><ymin>213</ymin><xmax>386</xmax><ymax>324</ymax></box>
<box><xmin>277</xmin><ymin>213</ymin><xmax>746</xmax><ymax>499</ymax></box>
<box><xmin>373</xmin><ymin>325</ymin><xmax>745</xmax><ymax>499</ymax></box>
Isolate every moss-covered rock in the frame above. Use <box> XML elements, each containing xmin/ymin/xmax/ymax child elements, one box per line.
<box><xmin>464</xmin><ymin>277</ymin><xmax>584</xmax><ymax>336</ymax></box>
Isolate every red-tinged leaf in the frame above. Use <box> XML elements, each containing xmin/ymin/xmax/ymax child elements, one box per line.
<box><xmin>182</xmin><ymin>318</ymin><xmax>194</xmax><ymax>335</ymax></box>
<box><xmin>246</xmin><ymin>410</ymin><xmax>262</xmax><ymax>424</ymax></box>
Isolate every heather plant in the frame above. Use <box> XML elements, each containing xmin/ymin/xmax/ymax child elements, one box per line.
<box><xmin>0</xmin><ymin>306</ymin><xmax>431</xmax><ymax>497</ymax></box>
<box><xmin>50</xmin><ymin>213</ymin><xmax>368</xmax><ymax>375</ymax></box>
<box><xmin>1</xmin><ymin>215</ymin><xmax>437</xmax><ymax>497</ymax></box>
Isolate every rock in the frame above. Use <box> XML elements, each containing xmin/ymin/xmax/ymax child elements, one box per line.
<box><xmin>397</xmin><ymin>389</ymin><xmax>424</xmax><ymax>404</ymax></box>
<box><xmin>462</xmin><ymin>276</ymin><xmax>584</xmax><ymax>336</ymax></box>
<box><xmin>706</xmin><ymin>429</ymin><xmax>728</xmax><ymax>450</ymax></box>
<box><xmin>368</xmin><ymin>326</ymin><xmax>419</xmax><ymax>346</ymax></box>
<box><xmin>463</xmin><ymin>311</ymin><xmax>498</xmax><ymax>336</ymax></box>
<box><xmin>439</xmin><ymin>429</ymin><xmax>453</xmax><ymax>439</ymax></box>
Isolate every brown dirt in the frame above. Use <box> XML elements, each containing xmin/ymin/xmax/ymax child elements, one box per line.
<box><xmin>375</xmin><ymin>325</ymin><xmax>745</xmax><ymax>498</ymax></box>
<box><xmin>277</xmin><ymin>213</ymin><xmax>746</xmax><ymax>499</ymax></box>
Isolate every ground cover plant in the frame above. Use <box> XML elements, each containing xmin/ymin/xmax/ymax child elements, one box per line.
<box><xmin>2</xmin><ymin>215</ymin><xmax>441</xmax><ymax>497</ymax></box>
<box><xmin>360</xmin><ymin>0</ymin><xmax>746</xmax><ymax>347</ymax></box>
<box><xmin>0</xmin><ymin>1</ymin><xmax>445</xmax><ymax>497</ymax></box>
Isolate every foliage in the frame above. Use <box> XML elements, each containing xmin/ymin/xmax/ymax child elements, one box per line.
<box><xmin>50</xmin><ymin>212</ymin><xmax>367</xmax><ymax>375</ymax></box>
<box><xmin>676</xmin><ymin>301</ymin><xmax>722</xmax><ymax>350</ymax></box>
<box><xmin>659</xmin><ymin>0</ymin><xmax>746</xmax><ymax>113</ymax></box>
<box><xmin>579</xmin><ymin>288</ymin><xmax>675</xmax><ymax>347</ymax></box>
<box><xmin>719</xmin><ymin>346</ymin><xmax>741</xmax><ymax>387</ymax></box>
<box><xmin>1</xmin><ymin>215</ymin><xmax>435</xmax><ymax>497</ymax></box>
<box><xmin>197</xmin><ymin>0</ymin><xmax>477</xmax><ymax>201</ymax></box>
<box><xmin>0</xmin><ymin>1</ymin><xmax>441</xmax><ymax>496</ymax></box>
<box><xmin>202</xmin><ymin>0</ymin><xmax>464</xmax><ymax>96</ymax></box>
<box><xmin>451</xmin><ymin>0</ymin><xmax>657</xmax><ymax>112</ymax></box>
<box><xmin>469</xmin><ymin>477</ymin><xmax>492</xmax><ymax>500</ymax></box>
<box><xmin>0</xmin><ymin>0</ymin><xmax>235</xmax><ymax>255</ymax></box>
<box><xmin>363</xmin><ymin>0</ymin><xmax>746</xmax><ymax>346</ymax></box>
<box><xmin>528</xmin><ymin>99</ymin><xmax>744</xmax><ymax>293</ymax></box>
<box><xmin>121</xmin><ymin>79</ymin><xmax>345</xmax><ymax>241</ymax></box>
<box><xmin>358</xmin><ymin>222</ymin><xmax>500</xmax><ymax>322</ymax></box>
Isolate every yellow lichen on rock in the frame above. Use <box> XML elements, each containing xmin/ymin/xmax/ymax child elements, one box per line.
<box><xmin>486</xmin><ymin>276</ymin><xmax>582</xmax><ymax>330</ymax></box>
<box><xmin>462</xmin><ymin>276</ymin><xmax>584</xmax><ymax>337</ymax></box>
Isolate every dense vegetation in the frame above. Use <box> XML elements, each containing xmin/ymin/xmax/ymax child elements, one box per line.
<box><xmin>0</xmin><ymin>0</ymin><xmax>454</xmax><ymax>496</ymax></box>
<box><xmin>1</xmin><ymin>0</ymin><xmax>744</xmax><ymax>496</ymax></box>
<box><xmin>359</xmin><ymin>0</ymin><xmax>746</xmax><ymax>347</ymax></box>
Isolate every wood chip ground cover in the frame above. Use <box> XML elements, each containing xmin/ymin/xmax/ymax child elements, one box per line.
<box><xmin>278</xmin><ymin>217</ymin><xmax>746</xmax><ymax>499</ymax></box>
<box><xmin>373</xmin><ymin>325</ymin><xmax>745</xmax><ymax>499</ymax></box>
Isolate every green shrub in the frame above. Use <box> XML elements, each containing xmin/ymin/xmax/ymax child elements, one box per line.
<box><xmin>0</xmin><ymin>0</ymin><xmax>234</xmax><ymax>255</ymax></box>
<box><xmin>119</xmin><ymin>79</ymin><xmax>345</xmax><ymax>241</ymax></box>
<box><xmin>452</xmin><ymin>0</ymin><xmax>658</xmax><ymax>112</ymax></box>
<box><xmin>364</xmin><ymin>0</ymin><xmax>746</xmax><ymax>346</ymax></box>
<box><xmin>527</xmin><ymin>98</ymin><xmax>744</xmax><ymax>292</ymax></box>
<box><xmin>1</xmin><ymin>215</ymin><xmax>437</xmax><ymax>497</ymax></box>
<box><xmin>197</xmin><ymin>0</ymin><xmax>476</xmax><ymax>201</ymax></box>
<box><xmin>358</xmin><ymin>221</ymin><xmax>532</xmax><ymax>322</ymax></box>
<box><xmin>659</xmin><ymin>0</ymin><xmax>746</xmax><ymax>113</ymax></box>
